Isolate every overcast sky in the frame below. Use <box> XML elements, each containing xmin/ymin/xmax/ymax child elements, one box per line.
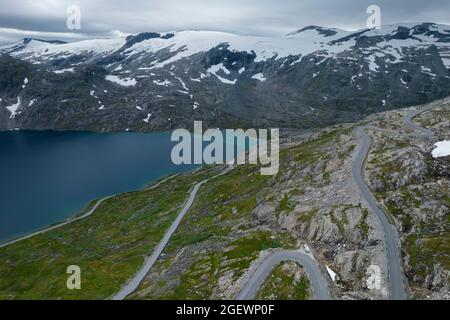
<box><xmin>0</xmin><ymin>0</ymin><xmax>449</xmax><ymax>44</ymax></box>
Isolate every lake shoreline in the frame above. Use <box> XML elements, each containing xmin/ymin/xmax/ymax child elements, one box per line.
<box><xmin>0</xmin><ymin>171</ymin><xmax>186</xmax><ymax>248</ymax></box>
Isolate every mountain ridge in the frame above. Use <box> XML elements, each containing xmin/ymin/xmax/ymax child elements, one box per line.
<box><xmin>0</xmin><ymin>22</ymin><xmax>449</xmax><ymax>132</ymax></box>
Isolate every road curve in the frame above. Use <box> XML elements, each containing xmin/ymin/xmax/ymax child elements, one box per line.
<box><xmin>0</xmin><ymin>175</ymin><xmax>177</xmax><ymax>249</ymax></box>
<box><xmin>352</xmin><ymin>103</ymin><xmax>438</xmax><ymax>300</ymax></box>
<box><xmin>112</xmin><ymin>166</ymin><xmax>232</xmax><ymax>300</ymax></box>
<box><xmin>353</xmin><ymin>126</ymin><xmax>407</xmax><ymax>300</ymax></box>
<box><xmin>236</xmin><ymin>250</ymin><xmax>331</xmax><ymax>300</ymax></box>
<box><xmin>403</xmin><ymin>103</ymin><xmax>439</xmax><ymax>138</ymax></box>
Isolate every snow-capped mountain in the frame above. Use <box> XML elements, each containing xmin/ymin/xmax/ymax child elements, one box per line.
<box><xmin>0</xmin><ymin>22</ymin><xmax>449</xmax><ymax>132</ymax></box>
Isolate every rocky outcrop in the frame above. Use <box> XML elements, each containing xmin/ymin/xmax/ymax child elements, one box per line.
<box><xmin>365</xmin><ymin>100</ymin><xmax>449</xmax><ymax>299</ymax></box>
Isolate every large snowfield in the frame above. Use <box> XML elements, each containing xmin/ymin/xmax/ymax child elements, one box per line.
<box><xmin>2</xmin><ymin>23</ymin><xmax>450</xmax><ymax>71</ymax></box>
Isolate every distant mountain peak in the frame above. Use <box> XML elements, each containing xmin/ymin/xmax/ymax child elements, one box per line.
<box><xmin>121</xmin><ymin>32</ymin><xmax>175</xmax><ymax>50</ymax></box>
<box><xmin>286</xmin><ymin>26</ymin><xmax>339</xmax><ymax>37</ymax></box>
<box><xmin>21</xmin><ymin>38</ymin><xmax>67</xmax><ymax>45</ymax></box>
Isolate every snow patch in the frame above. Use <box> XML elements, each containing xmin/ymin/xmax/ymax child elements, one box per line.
<box><xmin>421</xmin><ymin>66</ymin><xmax>437</xmax><ymax>77</ymax></box>
<box><xmin>21</xmin><ymin>77</ymin><xmax>28</xmax><ymax>89</ymax></box>
<box><xmin>326</xmin><ymin>265</ymin><xmax>337</xmax><ymax>282</ymax></box>
<box><xmin>290</xmin><ymin>56</ymin><xmax>302</xmax><ymax>66</ymax></box>
<box><xmin>28</xmin><ymin>99</ymin><xmax>37</xmax><ymax>106</ymax></box>
<box><xmin>143</xmin><ymin>113</ymin><xmax>152</xmax><ymax>123</ymax></box>
<box><xmin>153</xmin><ymin>79</ymin><xmax>172</xmax><ymax>86</ymax></box>
<box><xmin>207</xmin><ymin>63</ymin><xmax>237</xmax><ymax>84</ymax></box>
<box><xmin>366</xmin><ymin>56</ymin><xmax>379</xmax><ymax>72</ymax></box>
<box><xmin>105</xmin><ymin>75</ymin><xmax>137</xmax><ymax>87</ymax></box>
<box><xmin>6</xmin><ymin>97</ymin><xmax>21</xmax><ymax>118</ymax></box>
<box><xmin>251</xmin><ymin>73</ymin><xmax>266</xmax><ymax>82</ymax></box>
<box><xmin>177</xmin><ymin>77</ymin><xmax>189</xmax><ymax>91</ymax></box>
<box><xmin>53</xmin><ymin>68</ymin><xmax>74</xmax><ymax>74</ymax></box>
<box><xmin>432</xmin><ymin>141</ymin><xmax>450</xmax><ymax>158</ymax></box>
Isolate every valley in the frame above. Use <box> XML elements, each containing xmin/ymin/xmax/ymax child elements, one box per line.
<box><xmin>0</xmin><ymin>98</ymin><xmax>447</xmax><ymax>300</ymax></box>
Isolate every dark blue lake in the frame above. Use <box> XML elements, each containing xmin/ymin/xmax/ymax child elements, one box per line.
<box><xmin>0</xmin><ymin>130</ymin><xmax>199</xmax><ymax>244</ymax></box>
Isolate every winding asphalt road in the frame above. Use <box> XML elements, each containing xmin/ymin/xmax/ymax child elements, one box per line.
<box><xmin>236</xmin><ymin>102</ymin><xmax>439</xmax><ymax>301</ymax></box>
<box><xmin>2</xmin><ymin>102</ymin><xmax>440</xmax><ymax>300</ymax></box>
<box><xmin>112</xmin><ymin>166</ymin><xmax>233</xmax><ymax>300</ymax></box>
<box><xmin>352</xmin><ymin>103</ymin><xmax>437</xmax><ymax>300</ymax></box>
<box><xmin>236</xmin><ymin>250</ymin><xmax>331</xmax><ymax>300</ymax></box>
<box><xmin>403</xmin><ymin>102</ymin><xmax>439</xmax><ymax>138</ymax></box>
<box><xmin>353</xmin><ymin>126</ymin><xmax>407</xmax><ymax>300</ymax></box>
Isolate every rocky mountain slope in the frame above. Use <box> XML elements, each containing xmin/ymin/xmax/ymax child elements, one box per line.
<box><xmin>1</xmin><ymin>22</ymin><xmax>450</xmax><ymax>132</ymax></box>
<box><xmin>365</xmin><ymin>100</ymin><xmax>449</xmax><ymax>299</ymax></box>
<box><xmin>128</xmin><ymin>99</ymin><xmax>448</xmax><ymax>300</ymax></box>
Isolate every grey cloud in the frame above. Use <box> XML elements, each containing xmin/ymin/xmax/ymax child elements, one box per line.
<box><xmin>0</xmin><ymin>0</ymin><xmax>449</xmax><ymax>44</ymax></box>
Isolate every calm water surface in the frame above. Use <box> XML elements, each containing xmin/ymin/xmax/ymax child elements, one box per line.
<box><xmin>0</xmin><ymin>130</ymin><xmax>199</xmax><ymax>243</ymax></box>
